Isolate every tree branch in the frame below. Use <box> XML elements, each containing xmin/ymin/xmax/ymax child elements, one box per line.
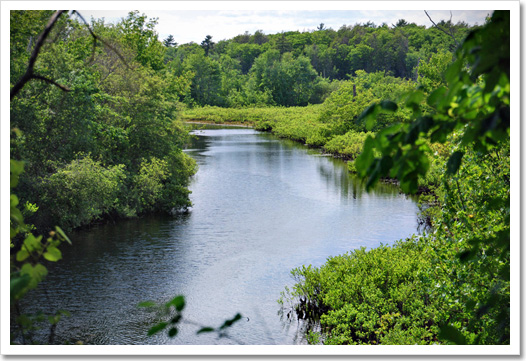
<box><xmin>11</xmin><ymin>10</ymin><xmax>68</xmax><ymax>101</ymax></box>
<box><xmin>11</xmin><ymin>10</ymin><xmax>132</xmax><ymax>102</ymax></box>
<box><xmin>424</xmin><ymin>10</ymin><xmax>459</xmax><ymax>48</ymax></box>
<box><xmin>31</xmin><ymin>74</ymin><xmax>71</xmax><ymax>92</ymax></box>
<box><xmin>72</xmin><ymin>11</ymin><xmax>130</xmax><ymax>69</ymax></box>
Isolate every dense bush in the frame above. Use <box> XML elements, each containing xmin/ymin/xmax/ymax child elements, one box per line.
<box><xmin>39</xmin><ymin>157</ymin><xmax>126</xmax><ymax>230</ymax></box>
<box><xmin>283</xmin><ymin>237</ymin><xmax>439</xmax><ymax>345</ymax></box>
<box><xmin>323</xmin><ymin>131</ymin><xmax>368</xmax><ymax>159</ymax></box>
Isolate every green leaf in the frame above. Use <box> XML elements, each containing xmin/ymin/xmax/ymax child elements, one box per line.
<box><xmin>10</xmin><ymin>273</ymin><xmax>31</xmax><ymax>302</ymax></box>
<box><xmin>427</xmin><ymin>87</ymin><xmax>447</xmax><ymax>108</ymax></box>
<box><xmin>166</xmin><ymin>295</ymin><xmax>185</xmax><ymax>312</ymax></box>
<box><xmin>354</xmin><ymin>136</ymin><xmax>376</xmax><ymax>177</ymax></box>
<box><xmin>439</xmin><ymin>325</ymin><xmax>467</xmax><ymax>345</ymax></box>
<box><xmin>10</xmin><ymin>160</ymin><xmax>24</xmax><ymax>188</ymax></box>
<box><xmin>445</xmin><ymin>59</ymin><xmax>462</xmax><ymax>85</ymax></box>
<box><xmin>446</xmin><ymin>151</ymin><xmax>464</xmax><ymax>175</ymax></box>
<box><xmin>219</xmin><ymin>313</ymin><xmax>242</xmax><ymax>330</ymax></box>
<box><xmin>10</xmin><ymin>194</ymin><xmax>19</xmax><ymax>208</ymax></box>
<box><xmin>20</xmin><ymin>263</ymin><xmax>48</xmax><ymax>289</ymax></box>
<box><xmin>10</xmin><ymin>207</ymin><xmax>24</xmax><ymax>226</ymax></box>
<box><xmin>405</xmin><ymin>90</ymin><xmax>424</xmax><ymax>111</ymax></box>
<box><xmin>55</xmin><ymin>226</ymin><xmax>71</xmax><ymax>245</ymax></box>
<box><xmin>16</xmin><ymin>249</ymin><xmax>30</xmax><ymax>262</ymax></box>
<box><xmin>379</xmin><ymin>100</ymin><xmax>398</xmax><ymax>112</ymax></box>
<box><xmin>197</xmin><ymin>327</ymin><xmax>215</xmax><ymax>334</ymax></box>
<box><xmin>358</xmin><ymin>103</ymin><xmax>379</xmax><ymax>131</ymax></box>
<box><xmin>168</xmin><ymin>327</ymin><xmax>178</xmax><ymax>337</ymax></box>
<box><xmin>147</xmin><ymin>322</ymin><xmax>168</xmax><ymax>336</ymax></box>
<box><xmin>23</xmin><ymin>234</ymin><xmax>42</xmax><ymax>252</ymax></box>
<box><xmin>43</xmin><ymin>246</ymin><xmax>62</xmax><ymax>262</ymax></box>
<box><xmin>137</xmin><ymin>301</ymin><xmax>156</xmax><ymax>308</ymax></box>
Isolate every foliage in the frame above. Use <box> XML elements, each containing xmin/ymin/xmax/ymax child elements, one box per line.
<box><xmin>161</xmin><ymin>16</ymin><xmax>473</xmax><ymax>108</ymax></box>
<box><xmin>354</xmin><ymin>10</ymin><xmax>509</xmax><ymax>193</ymax></box>
<box><xmin>10</xmin><ymin>11</ymin><xmax>197</xmax><ymax>232</ymax></box>
<box><xmin>38</xmin><ymin>156</ymin><xmax>125</xmax><ymax>230</ymax></box>
<box><xmin>10</xmin><ymin>160</ymin><xmax>72</xmax><ymax>344</ymax></box>
<box><xmin>323</xmin><ymin>131</ymin><xmax>368</xmax><ymax>159</ymax></box>
<box><xmin>284</xmin><ymin>10</ymin><xmax>510</xmax><ymax>346</ymax></box>
<box><xmin>282</xmin><ymin>237</ymin><xmax>440</xmax><ymax>345</ymax></box>
<box><xmin>319</xmin><ymin>70</ymin><xmax>415</xmax><ymax>134</ymax></box>
<box><xmin>139</xmin><ymin>295</ymin><xmax>243</xmax><ymax>341</ymax></box>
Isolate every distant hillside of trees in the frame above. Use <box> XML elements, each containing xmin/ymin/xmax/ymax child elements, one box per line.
<box><xmin>162</xmin><ymin>16</ymin><xmax>475</xmax><ymax>107</ymax></box>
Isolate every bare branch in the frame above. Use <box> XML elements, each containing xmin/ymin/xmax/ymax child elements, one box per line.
<box><xmin>424</xmin><ymin>10</ymin><xmax>459</xmax><ymax>47</ymax></box>
<box><xmin>11</xmin><ymin>10</ymin><xmax>68</xmax><ymax>101</ymax></box>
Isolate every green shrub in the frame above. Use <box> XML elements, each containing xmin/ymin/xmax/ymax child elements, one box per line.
<box><xmin>323</xmin><ymin>131</ymin><xmax>368</xmax><ymax>159</ymax></box>
<box><xmin>131</xmin><ymin>157</ymin><xmax>169</xmax><ymax>213</ymax></box>
<box><xmin>40</xmin><ymin>156</ymin><xmax>125</xmax><ymax>230</ymax></box>
<box><xmin>283</xmin><ymin>237</ymin><xmax>440</xmax><ymax>345</ymax></box>
<box><xmin>158</xmin><ymin>150</ymin><xmax>198</xmax><ymax>213</ymax></box>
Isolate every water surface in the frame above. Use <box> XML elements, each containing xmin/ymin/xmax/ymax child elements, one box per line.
<box><xmin>21</xmin><ymin>126</ymin><xmax>419</xmax><ymax>345</ymax></box>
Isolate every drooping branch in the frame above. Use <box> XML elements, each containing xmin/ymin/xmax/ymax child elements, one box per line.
<box><xmin>424</xmin><ymin>10</ymin><xmax>460</xmax><ymax>48</ymax></box>
<box><xmin>31</xmin><ymin>74</ymin><xmax>71</xmax><ymax>92</ymax></box>
<box><xmin>72</xmin><ymin>10</ymin><xmax>130</xmax><ymax>69</ymax></box>
<box><xmin>11</xmin><ymin>10</ymin><xmax>133</xmax><ymax>102</ymax></box>
<box><xmin>10</xmin><ymin>10</ymin><xmax>70</xmax><ymax>101</ymax></box>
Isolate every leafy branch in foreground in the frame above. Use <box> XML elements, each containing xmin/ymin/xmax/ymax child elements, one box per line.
<box><xmin>139</xmin><ymin>296</ymin><xmax>244</xmax><ymax>343</ymax></box>
<box><xmin>355</xmin><ymin>10</ymin><xmax>509</xmax><ymax>194</ymax></box>
<box><xmin>10</xmin><ymin>159</ymin><xmax>72</xmax><ymax>344</ymax></box>
<box><xmin>354</xmin><ymin>10</ymin><xmax>510</xmax><ymax>344</ymax></box>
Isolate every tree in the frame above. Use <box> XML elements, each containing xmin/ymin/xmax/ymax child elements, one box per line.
<box><xmin>274</xmin><ymin>32</ymin><xmax>292</xmax><ymax>55</ymax></box>
<box><xmin>163</xmin><ymin>34</ymin><xmax>177</xmax><ymax>47</ymax></box>
<box><xmin>200</xmin><ymin>34</ymin><xmax>215</xmax><ymax>56</ymax></box>
<box><xmin>252</xmin><ymin>30</ymin><xmax>268</xmax><ymax>45</ymax></box>
<box><xmin>393</xmin><ymin>19</ymin><xmax>409</xmax><ymax>28</ymax></box>
<box><xmin>119</xmin><ymin>11</ymin><xmax>165</xmax><ymax>70</ymax></box>
<box><xmin>184</xmin><ymin>50</ymin><xmax>223</xmax><ymax>105</ymax></box>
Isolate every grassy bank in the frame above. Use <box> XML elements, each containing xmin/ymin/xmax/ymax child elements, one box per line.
<box><xmin>182</xmin><ymin>105</ymin><xmax>368</xmax><ymax>162</ymax></box>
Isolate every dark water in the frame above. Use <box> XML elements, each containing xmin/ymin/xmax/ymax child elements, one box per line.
<box><xmin>20</xmin><ymin>126</ymin><xmax>419</xmax><ymax>345</ymax></box>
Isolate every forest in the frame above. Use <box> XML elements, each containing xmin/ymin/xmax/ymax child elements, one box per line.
<box><xmin>9</xmin><ymin>9</ymin><xmax>510</xmax><ymax>347</ymax></box>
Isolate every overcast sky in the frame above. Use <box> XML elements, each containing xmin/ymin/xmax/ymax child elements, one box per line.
<box><xmin>78</xmin><ymin>6</ymin><xmax>492</xmax><ymax>45</ymax></box>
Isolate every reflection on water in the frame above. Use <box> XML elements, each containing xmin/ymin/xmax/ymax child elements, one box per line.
<box><xmin>19</xmin><ymin>125</ymin><xmax>420</xmax><ymax>345</ymax></box>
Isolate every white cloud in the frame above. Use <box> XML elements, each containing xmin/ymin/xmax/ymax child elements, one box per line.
<box><xmin>79</xmin><ymin>8</ymin><xmax>491</xmax><ymax>45</ymax></box>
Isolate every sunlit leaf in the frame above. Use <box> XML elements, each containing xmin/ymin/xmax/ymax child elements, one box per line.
<box><xmin>43</xmin><ymin>246</ymin><xmax>62</xmax><ymax>262</ymax></box>
<box><xmin>55</xmin><ymin>226</ymin><xmax>71</xmax><ymax>245</ymax></box>
<box><xmin>16</xmin><ymin>249</ymin><xmax>30</xmax><ymax>262</ymax></box>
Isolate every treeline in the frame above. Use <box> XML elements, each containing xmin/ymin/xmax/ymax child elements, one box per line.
<box><xmin>163</xmin><ymin>16</ymin><xmax>473</xmax><ymax>107</ymax></box>
<box><xmin>10</xmin><ymin>11</ymin><xmax>197</xmax><ymax>231</ymax></box>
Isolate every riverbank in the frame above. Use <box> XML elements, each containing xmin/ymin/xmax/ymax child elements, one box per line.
<box><xmin>182</xmin><ymin>105</ymin><xmax>367</xmax><ymax>163</ymax></box>
<box><xmin>182</xmin><ymin>106</ymin><xmax>438</xmax><ymax>196</ymax></box>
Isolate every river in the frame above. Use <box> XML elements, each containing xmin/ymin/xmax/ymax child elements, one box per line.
<box><xmin>20</xmin><ymin>125</ymin><xmax>420</xmax><ymax>345</ymax></box>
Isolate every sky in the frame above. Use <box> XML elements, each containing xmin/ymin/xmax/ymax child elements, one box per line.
<box><xmin>78</xmin><ymin>5</ymin><xmax>492</xmax><ymax>45</ymax></box>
